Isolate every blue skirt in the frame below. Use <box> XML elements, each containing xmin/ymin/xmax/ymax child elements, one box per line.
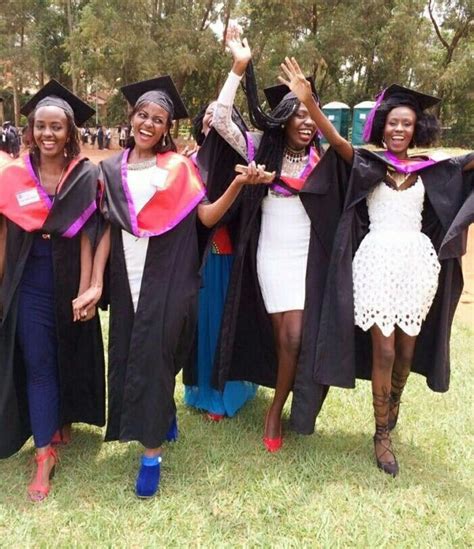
<box><xmin>184</xmin><ymin>253</ymin><xmax>257</xmax><ymax>416</ymax></box>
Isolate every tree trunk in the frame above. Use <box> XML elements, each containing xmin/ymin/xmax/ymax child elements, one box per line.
<box><xmin>12</xmin><ymin>79</ymin><xmax>20</xmax><ymax>127</ymax></box>
<box><xmin>65</xmin><ymin>0</ymin><xmax>77</xmax><ymax>93</ymax></box>
<box><xmin>200</xmin><ymin>0</ymin><xmax>213</xmax><ymax>31</ymax></box>
<box><xmin>311</xmin><ymin>2</ymin><xmax>318</xmax><ymax>35</ymax></box>
<box><xmin>221</xmin><ymin>0</ymin><xmax>234</xmax><ymax>51</ymax></box>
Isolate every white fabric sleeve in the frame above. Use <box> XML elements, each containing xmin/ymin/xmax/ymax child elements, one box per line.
<box><xmin>213</xmin><ymin>71</ymin><xmax>248</xmax><ymax>160</ymax></box>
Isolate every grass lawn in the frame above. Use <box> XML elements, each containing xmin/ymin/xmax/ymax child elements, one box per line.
<box><xmin>0</xmin><ymin>318</ymin><xmax>472</xmax><ymax>547</ymax></box>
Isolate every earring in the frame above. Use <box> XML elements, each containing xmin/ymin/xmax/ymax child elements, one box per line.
<box><xmin>162</xmin><ymin>134</ymin><xmax>167</xmax><ymax>146</ymax></box>
<box><xmin>382</xmin><ymin>139</ymin><xmax>387</xmax><ymax>149</ymax></box>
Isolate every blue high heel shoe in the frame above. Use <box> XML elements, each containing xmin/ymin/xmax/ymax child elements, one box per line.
<box><xmin>135</xmin><ymin>454</ymin><xmax>162</xmax><ymax>498</ymax></box>
<box><xmin>165</xmin><ymin>415</ymin><xmax>178</xmax><ymax>442</ymax></box>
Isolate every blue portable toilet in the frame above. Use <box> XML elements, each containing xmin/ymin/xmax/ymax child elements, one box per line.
<box><xmin>321</xmin><ymin>101</ymin><xmax>350</xmax><ymax>144</ymax></box>
<box><xmin>352</xmin><ymin>100</ymin><xmax>376</xmax><ymax>146</ymax></box>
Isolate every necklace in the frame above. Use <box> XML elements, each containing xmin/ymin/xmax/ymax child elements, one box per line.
<box><xmin>387</xmin><ymin>167</ymin><xmax>415</xmax><ymax>189</ymax></box>
<box><xmin>38</xmin><ymin>165</ymin><xmax>66</xmax><ymax>195</ymax></box>
<box><xmin>127</xmin><ymin>157</ymin><xmax>156</xmax><ymax>171</ymax></box>
<box><xmin>283</xmin><ymin>146</ymin><xmax>307</xmax><ymax>164</ymax></box>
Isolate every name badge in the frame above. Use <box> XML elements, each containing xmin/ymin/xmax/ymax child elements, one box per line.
<box><xmin>150</xmin><ymin>167</ymin><xmax>170</xmax><ymax>190</ymax></box>
<box><xmin>16</xmin><ymin>188</ymin><xmax>41</xmax><ymax>207</ymax></box>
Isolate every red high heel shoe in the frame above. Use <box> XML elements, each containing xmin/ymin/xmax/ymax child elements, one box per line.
<box><xmin>263</xmin><ymin>412</ymin><xmax>282</xmax><ymax>452</ymax></box>
<box><xmin>27</xmin><ymin>447</ymin><xmax>58</xmax><ymax>502</ymax></box>
<box><xmin>206</xmin><ymin>412</ymin><xmax>225</xmax><ymax>422</ymax></box>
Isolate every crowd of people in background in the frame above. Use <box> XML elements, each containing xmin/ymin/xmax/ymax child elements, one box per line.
<box><xmin>0</xmin><ymin>121</ymin><xmax>21</xmax><ymax>157</ymax></box>
<box><xmin>79</xmin><ymin>125</ymin><xmax>126</xmax><ymax>150</ymax></box>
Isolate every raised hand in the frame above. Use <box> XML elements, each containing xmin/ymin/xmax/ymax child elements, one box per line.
<box><xmin>278</xmin><ymin>57</ymin><xmax>313</xmax><ymax>104</ymax></box>
<box><xmin>226</xmin><ymin>23</ymin><xmax>251</xmax><ymax>72</ymax></box>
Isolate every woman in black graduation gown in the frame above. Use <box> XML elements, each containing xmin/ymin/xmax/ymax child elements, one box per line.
<box><xmin>0</xmin><ymin>80</ymin><xmax>105</xmax><ymax>501</ymax></box>
<box><xmin>279</xmin><ymin>57</ymin><xmax>474</xmax><ymax>476</ymax></box>
<box><xmin>72</xmin><ymin>76</ymin><xmax>273</xmax><ymax>499</ymax></box>
<box><xmin>211</xmin><ymin>27</ymin><xmax>329</xmax><ymax>452</ymax></box>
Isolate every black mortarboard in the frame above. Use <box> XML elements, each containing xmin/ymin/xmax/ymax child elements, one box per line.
<box><xmin>363</xmin><ymin>83</ymin><xmax>441</xmax><ymax>142</ymax></box>
<box><xmin>264</xmin><ymin>77</ymin><xmax>319</xmax><ymax>111</ymax></box>
<box><xmin>381</xmin><ymin>84</ymin><xmax>440</xmax><ymax>111</ymax></box>
<box><xmin>20</xmin><ymin>79</ymin><xmax>95</xmax><ymax>126</ymax></box>
<box><xmin>120</xmin><ymin>76</ymin><xmax>188</xmax><ymax>120</ymax></box>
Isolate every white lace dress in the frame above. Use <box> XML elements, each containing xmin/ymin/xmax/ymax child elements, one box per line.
<box><xmin>353</xmin><ymin>177</ymin><xmax>441</xmax><ymax>337</ymax></box>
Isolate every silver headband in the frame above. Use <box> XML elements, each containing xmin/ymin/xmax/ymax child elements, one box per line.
<box><xmin>136</xmin><ymin>91</ymin><xmax>174</xmax><ymax>119</ymax></box>
<box><xmin>35</xmin><ymin>95</ymin><xmax>75</xmax><ymax>119</ymax></box>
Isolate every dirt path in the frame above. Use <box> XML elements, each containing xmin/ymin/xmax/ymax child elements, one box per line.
<box><xmin>83</xmin><ymin>145</ymin><xmax>474</xmax><ymax>328</ymax></box>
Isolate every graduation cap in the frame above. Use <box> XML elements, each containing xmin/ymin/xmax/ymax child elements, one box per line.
<box><xmin>20</xmin><ymin>79</ymin><xmax>95</xmax><ymax>127</ymax></box>
<box><xmin>363</xmin><ymin>84</ymin><xmax>440</xmax><ymax>142</ymax></box>
<box><xmin>382</xmin><ymin>84</ymin><xmax>440</xmax><ymax>111</ymax></box>
<box><xmin>120</xmin><ymin>76</ymin><xmax>188</xmax><ymax>120</ymax></box>
<box><xmin>264</xmin><ymin>77</ymin><xmax>319</xmax><ymax>111</ymax></box>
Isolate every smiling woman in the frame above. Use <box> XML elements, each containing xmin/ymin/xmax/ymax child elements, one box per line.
<box><xmin>0</xmin><ymin>80</ymin><xmax>105</xmax><ymax>502</ymax></box>
<box><xmin>208</xmin><ymin>26</ymin><xmax>327</xmax><ymax>454</ymax></box>
<box><xmin>71</xmin><ymin>75</ymin><xmax>273</xmax><ymax>500</ymax></box>
<box><xmin>278</xmin><ymin>57</ymin><xmax>474</xmax><ymax>477</ymax></box>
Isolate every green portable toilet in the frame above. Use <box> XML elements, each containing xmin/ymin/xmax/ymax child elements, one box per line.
<box><xmin>352</xmin><ymin>100</ymin><xmax>376</xmax><ymax>146</ymax></box>
<box><xmin>321</xmin><ymin>101</ymin><xmax>350</xmax><ymax>144</ymax></box>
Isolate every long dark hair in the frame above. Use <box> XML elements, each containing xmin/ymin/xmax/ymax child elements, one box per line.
<box><xmin>126</xmin><ymin>99</ymin><xmax>177</xmax><ymax>153</ymax></box>
<box><xmin>26</xmin><ymin>108</ymin><xmax>81</xmax><ymax>163</ymax></box>
<box><xmin>243</xmin><ymin>62</ymin><xmax>321</xmax><ymax>176</ymax></box>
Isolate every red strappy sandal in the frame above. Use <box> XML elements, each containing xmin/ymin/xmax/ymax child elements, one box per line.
<box><xmin>263</xmin><ymin>411</ymin><xmax>282</xmax><ymax>453</ymax></box>
<box><xmin>27</xmin><ymin>447</ymin><xmax>58</xmax><ymax>502</ymax></box>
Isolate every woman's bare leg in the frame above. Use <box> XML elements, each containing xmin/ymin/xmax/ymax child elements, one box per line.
<box><xmin>370</xmin><ymin>326</ymin><xmax>397</xmax><ymax>472</ymax></box>
<box><xmin>265</xmin><ymin>310</ymin><xmax>304</xmax><ymax>439</ymax></box>
<box><xmin>389</xmin><ymin>327</ymin><xmax>417</xmax><ymax>429</ymax></box>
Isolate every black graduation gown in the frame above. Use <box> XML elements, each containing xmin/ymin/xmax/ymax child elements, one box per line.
<box><xmin>0</xmin><ymin>158</ymin><xmax>105</xmax><ymax>458</ymax></box>
<box><xmin>290</xmin><ymin>148</ymin><xmax>474</xmax><ymax>434</ymax></box>
<box><xmin>209</xmin><ymin>138</ymin><xmax>335</xmax><ymax>431</ymax></box>
<box><xmin>100</xmin><ymin>152</ymin><xmax>202</xmax><ymax>448</ymax></box>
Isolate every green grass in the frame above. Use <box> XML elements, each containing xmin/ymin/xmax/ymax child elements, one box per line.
<box><xmin>0</xmin><ymin>320</ymin><xmax>473</xmax><ymax>547</ymax></box>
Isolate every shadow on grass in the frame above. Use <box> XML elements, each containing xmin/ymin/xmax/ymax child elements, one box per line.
<box><xmin>168</xmin><ymin>391</ymin><xmax>472</xmax><ymax>504</ymax></box>
<box><xmin>0</xmin><ymin>389</ymin><xmax>470</xmax><ymax>512</ymax></box>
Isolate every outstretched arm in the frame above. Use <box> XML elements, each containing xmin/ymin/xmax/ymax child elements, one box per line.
<box><xmin>279</xmin><ymin>57</ymin><xmax>354</xmax><ymax>164</ymax></box>
<box><xmin>198</xmin><ymin>162</ymin><xmax>275</xmax><ymax>228</ymax></box>
<box><xmin>212</xmin><ymin>25</ymin><xmax>252</xmax><ymax>159</ymax></box>
<box><xmin>72</xmin><ymin>224</ymin><xmax>111</xmax><ymax>321</ymax></box>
